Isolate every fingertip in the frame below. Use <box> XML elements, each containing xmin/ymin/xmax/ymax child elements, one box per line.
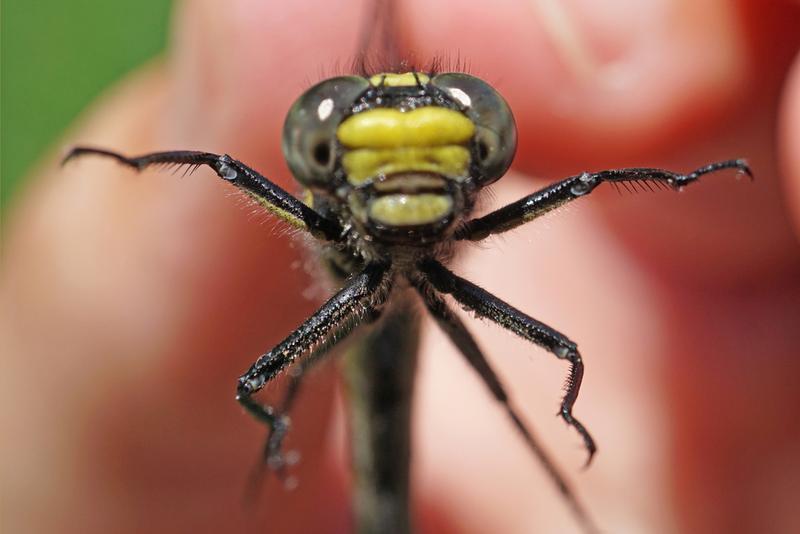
<box><xmin>169</xmin><ymin>0</ymin><xmax>366</xmax><ymax>163</ymax></box>
<box><xmin>404</xmin><ymin>0</ymin><xmax>749</xmax><ymax>171</ymax></box>
<box><xmin>779</xmin><ymin>49</ymin><xmax>800</xmax><ymax>240</ymax></box>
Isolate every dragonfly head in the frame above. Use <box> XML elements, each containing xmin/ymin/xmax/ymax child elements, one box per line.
<box><xmin>282</xmin><ymin>72</ymin><xmax>516</xmax><ymax>244</ymax></box>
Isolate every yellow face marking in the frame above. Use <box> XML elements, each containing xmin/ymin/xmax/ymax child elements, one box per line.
<box><xmin>373</xmin><ymin>175</ymin><xmax>446</xmax><ymax>192</ymax></box>
<box><xmin>369</xmin><ymin>194</ymin><xmax>453</xmax><ymax>226</ymax></box>
<box><xmin>337</xmin><ymin>107</ymin><xmax>475</xmax><ymax>149</ymax></box>
<box><xmin>342</xmin><ymin>146</ymin><xmax>470</xmax><ymax>184</ymax></box>
<box><xmin>368</xmin><ymin>72</ymin><xmax>431</xmax><ymax>87</ymax></box>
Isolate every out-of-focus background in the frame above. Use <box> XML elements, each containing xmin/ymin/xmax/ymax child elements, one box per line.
<box><xmin>1</xmin><ymin>0</ymin><xmax>172</xmax><ymax>209</ymax></box>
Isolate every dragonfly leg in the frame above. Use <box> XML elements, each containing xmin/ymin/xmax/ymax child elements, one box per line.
<box><xmin>63</xmin><ymin>147</ymin><xmax>344</xmax><ymax>241</ymax></box>
<box><xmin>413</xmin><ymin>277</ymin><xmax>598</xmax><ymax>532</ymax></box>
<box><xmin>418</xmin><ymin>258</ymin><xmax>596</xmax><ymax>465</ymax></box>
<box><xmin>236</xmin><ymin>263</ymin><xmax>392</xmax><ymax>487</ymax></box>
<box><xmin>239</xmin><ymin>362</ymin><xmax>311</xmax><ymax>493</ymax></box>
<box><xmin>457</xmin><ymin>159</ymin><xmax>752</xmax><ymax>241</ymax></box>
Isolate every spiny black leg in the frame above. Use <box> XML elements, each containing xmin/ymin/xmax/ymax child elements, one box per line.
<box><xmin>247</xmin><ymin>341</ymin><xmax>342</xmax><ymax>482</ymax></box>
<box><xmin>236</xmin><ymin>263</ymin><xmax>392</xmax><ymax>475</ymax></box>
<box><xmin>63</xmin><ymin>147</ymin><xmax>344</xmax><ymax>241</ymax></box>
<box><xmin>412</xmin><ymin>277</ymin><xmax>598</xmax><ymax>533</ymax></box>
<box><xmin>457</xmin><ymin>159</ymin><xmax>752</xmax><ymax>241</ymax></box>
<box><xmin>241</xmin><ymin>396</ymin><xmax>293</xmax><ymax>501</ymax></box>
<box><xmin>418</xmin><ymin>258</ymin><xmax>596</xmax><ymax>465</ymax></box>
<box><xmin>237</xmin><ymin>263</ymin><xmax>391</xmax><ymax>399</ymax></box>
<box><xmin>242</xmin><ymin>364</ymin><xmax>311</xmax><ymax>499</ymax></box>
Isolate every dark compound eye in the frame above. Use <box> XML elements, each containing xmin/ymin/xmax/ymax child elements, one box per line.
<box><xmin>477</xmin><ymin>138</ymin><xmax>490</xmax><ymax>162</ymax></box>
<box><xmin>431</xmin><ymin>73</ymin><xmax>517</xmax><ymax>185</ymax></box>
<box><xmin>312</xmin><ymin>141</ymin><xmax>331</xmax><ymax>166</ymax></box>
<box><xmin>282</xmin><ymin>76</ymin><xmax>370</xmax><ymax>187</ymax></box>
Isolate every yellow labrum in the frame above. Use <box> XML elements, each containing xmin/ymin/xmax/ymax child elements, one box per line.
<box><xmin>337</xmin><ymin>107</ymin><xmax>474</xmax><ymax>149</ymax></box>
<box><xmin>368</xmin><ymin>72</ymin><xmax>430</xmax><ymax>87</ymax></box>
<box><xmin>342</xmin><ymin>146</ymin><xmax>470</xmax><ymax>184</ymax></box>
<box><xmin>369</xmin><ymin>194</ymin><xmax>453</xmax><ymax>226</ymax></box>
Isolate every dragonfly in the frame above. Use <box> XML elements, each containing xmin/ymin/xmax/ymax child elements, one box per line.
<box><xmin>63</xmin><ymin>1</ymin><xmax>751</xmax><ymax>532</ymax></box>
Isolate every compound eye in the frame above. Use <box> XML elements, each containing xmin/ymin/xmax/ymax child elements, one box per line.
<box><xmin>431</xmin><ymin>73</ymin><xmax>517</xmax><ymax>184</ymax></box>
<box><xmin>282</xmin><ymin>76</ymin><xmax>370</xmax><ymax>187</ymax></box>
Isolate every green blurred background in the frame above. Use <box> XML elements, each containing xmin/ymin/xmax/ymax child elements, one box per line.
<box><xmin>1</xmin><ymin>0</ymin><xmax>173</xmax><ymax>211</ymax></box>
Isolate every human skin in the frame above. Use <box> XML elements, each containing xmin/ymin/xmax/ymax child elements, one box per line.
<box><xmin>2</xmin><ymin>1</ymin><xmax>800</xmax><ymax>533</ymax></box>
